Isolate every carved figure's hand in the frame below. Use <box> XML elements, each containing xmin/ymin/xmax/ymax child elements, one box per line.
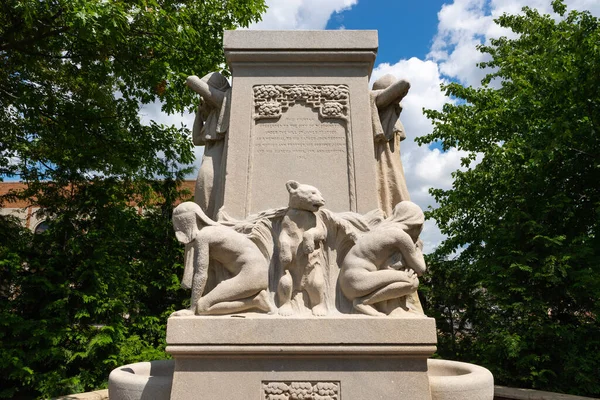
<box><xmin>303</xmin><ymin>238</ymin><xmax>315</xmax><ymax>254</ymax></box>
<box><xmin>348</xmin><ymin>231</ymin><xmax>358</xmax><ymax>242</ymax></box>
<box><xmin>374</xmin><ymin>132</ymin><xmax>386</xmax><ymax>143</ymax></box>
<box><xmin>191</xmin><ymin>229</ymin><xmax>202</xmax><ymax>243</ymax></box>
<box><xmin>405</xmin><ymin>269</ymin><xmax>419</xmax><ymax>289</ymax></box>
<box><xmin>398</xmin><ymin>268</ymin><xmax>418</xmax><ymax>283</ymax></box>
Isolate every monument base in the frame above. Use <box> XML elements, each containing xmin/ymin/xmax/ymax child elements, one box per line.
<box><xmin>166</xmin><ymin>315</ymin><xmax>437</xmax><ymax>400</ymax></box>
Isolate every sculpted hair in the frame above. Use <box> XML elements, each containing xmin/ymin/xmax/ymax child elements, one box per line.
<box><xmin>173</xmin><ymin>202</ymin><xmax>218</xmax><ymax>227</ymax></box>
<box><xmin>202</xmin><ymin>71</ymin><xmax>230</xmax><ymax>92</ymax></box>
<box><xmin>388</xmin><ymin>201</ymin><xmax>424</xmax><ymax>241</ymax></box>
<box><xmin>372</xmin><ymin>74</ymin><xmax>396</xmax><ymax>90</ymax></box>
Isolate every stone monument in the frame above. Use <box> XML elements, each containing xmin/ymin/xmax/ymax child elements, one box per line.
<box><xmin>216</xmin><ymin>30</ymin><xmax>380</xmax><ymax>217</ymax></box>
<box><xmin>109</xmin><ymin>30</ymin><xmax>494</xmax><ymax>400</ymax></box>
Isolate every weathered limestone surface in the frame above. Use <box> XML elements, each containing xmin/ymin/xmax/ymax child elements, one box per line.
<box><xmin>167</xmin><ymin>316</ymin><xmax>436</xmax><ymax>400</ymax></box>
<box><xmin>170</xmin><ymin>202</ymin><xmax>273</xmax><ymax>316</ymax></box>
<box><xmin>163</xmin><ymin>30</ymin><xmax>440</xmax><ymax>400</ymax></box>
<box><xmin>55</xmin><ymin>390</ymin><xmax>109</xmax><ymax>400</ymax></box>
<box><xmin>176</xmin><ymin>31</ymin><xmax>427</xmax><ymax>320</ymax></box>
<box><xmin>221</xmin><ymin>30</ymin><xmax>380</xmax><ymax>218</ymax></box>
<box><xmin>166</xmin><ymin>315</ymin><xmax>437</xmax><ymax>345</ymax></box>
<box><xmin>223</xmin><ymin>30</ymin><xmax>378</xmax><ymax>51</ymax></box>
<box><xmin>186</xmin><ymin>72</ymin><xmax>231</xmax><ymax>220</ymax></box>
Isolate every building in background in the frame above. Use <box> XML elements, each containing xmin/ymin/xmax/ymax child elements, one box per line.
<box><xmin>0</xmin><ymin>181</ymin><xmax>196</xmax><ymax>232</ymax></box>
<box><xmin>0</xmin><ymin>182</ymin><xmax>45</xmax><ymax>232</ymax></box>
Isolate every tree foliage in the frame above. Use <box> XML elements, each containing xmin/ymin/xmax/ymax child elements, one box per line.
<box><xmin>418</xmin><ymin>2</ymin><xmax>600</xmax><ymax>396</ymax></box>
<box><xmin>0</xmin><ymin>0</ymin><xmax>265</xmax><ymax>398</ymax></box>
<box><xmin>1</xmin><ymin>185</ymin><xmax>188</xmax><ymax>398</ymax></box>
<box><xmin>1</xmin><ymin>0</ymin><xmax>266</xmax><ymax>187</ymax></box>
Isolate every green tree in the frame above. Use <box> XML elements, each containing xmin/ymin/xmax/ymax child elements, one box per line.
<box><xmin>0</xmin><ymin>0</ymin><xmax>266</xmax><ymax>398</ymax></box>
<box><xmin>418</xmin><ymin>1</ymin><xmax>600</xmax><ymax>396</ymax></box>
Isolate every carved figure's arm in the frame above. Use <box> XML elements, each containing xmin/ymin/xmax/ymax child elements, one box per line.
<box><xmin>302</xmin><ymin>225</ymin><xmax>327</xmax><ymax>254</ymax></box>
<box><xmin>279</xmin><ymin>229</ymin><xmax>293</xmax><ymax>267</ymax></box>
<box><xmin>309</xmin><ymin>224</ymin><xmax>327</xmax><ymax>241</ymax></box>
<box><xmin>375</xmin><ymin>79</ymin><xmax>410</xmax><ymax>109</ymax></box>
<box><xmin>396</xmin><ymin>231</ymin><xmax>427</xmax><ymax>276</ymax></box>
<box><xmin>192</xmin><ymin>104</ymin><xmax>205</xmax><ymax>146</ymax></box>
<box><xmin>186</xmin><ymin>75</ymin><xmax>225</xmax><ymax>107</ymax></box>
<box><xmin>190</xmin><ymin>237</ymin><xmax>211</xmax><ymax>313</ymax></box>
<box><xmin>180</xmin><ymin>242</ymin><xmax>195</xmax><ymax>289</ymax></box>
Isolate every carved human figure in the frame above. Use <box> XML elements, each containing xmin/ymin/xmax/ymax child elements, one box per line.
<box><xmin>370</xmin><ymin>74</ymin><xmax>411</xmax><ymax>217</ymax></box>
<box><xmin>339</xmin><ymin>201</ymin><xmax>426</xmax><ymax>317</ymax></box>
<box><xmin>277</xmin><ymin>180</ymin><xmax>328</xmax><ymax>316</ymax></box>
<box><xmin>186</xmin><ymin>72</ymin><xmax>231</xmax><ymax>219</ymax></box>
<box><xmin>171</xmin><ymin>202</ymin><xmax>274</xmax><ymax>316</ymax></box>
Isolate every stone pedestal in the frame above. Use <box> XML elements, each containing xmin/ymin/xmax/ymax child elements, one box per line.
<box><xmin>219</xmin><ymin>31</ymin><xmax>380</xmax><ymax>219</ymax></box>
<box><xmin>166</xmin><ymin>316</ymin><xmax>437</xmax><ymax>400</ymax></box>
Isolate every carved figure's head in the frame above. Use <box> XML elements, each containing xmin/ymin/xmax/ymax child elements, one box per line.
<box><xmin>194</xmin><ymin>72</ymin><xmax>230</xmax><ymax>118</ymax></box>
<box><xmin>372</xmin><ymin>74</ymin><xmax>397</xmax><ymax>90</ymax></box>
<box><xmin>389</xmin><ymin>201</ymin><xmax>424</xmax><ymax>243</ymax></box>
<box><xmin>202</xmin><ymin>71</ymin><xmax>230</xmax><ymax>92</ymax></box>
<box><xmin>172</xmin><ymin>202</ymin><xmax>217</xmax><ymax>244</ymax></box>
<box><xmin>372</xmin><ymin>74</ymin><xmax>410</xmax><ymax>101</ymax></box>
<box><xmin>285</xmin><ymin>180</ymin><xmax>325</xmax><ymax>212</ymax></box>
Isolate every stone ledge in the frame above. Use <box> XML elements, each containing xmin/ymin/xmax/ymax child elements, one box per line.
<box><xmin>225</xmin><ymin>50</ymin><xmax>377</xmax><ymax>65</ymax></box>
<box><xmin>224</xmin><ymin>30</ymin><xmax>378</xmax><ymax>51</ymax></box>
<box><xmin>166</xmin><ymin>344</ymin><xmax>437</xmax><ymax>357</ymax></box>
<box><xmin>54</xmin><ymin>389</ymin><xmax>108</xmax><ymax>400</ymax></box>
<box><xmin>166</xmin><ymin>315</ymin><xmax>437</xmax><ymax>345</ymax></box>
<box><xmin>494</xmin><ymin>386</ymin><xmax>598</xmax><ymax>400</ymax></box>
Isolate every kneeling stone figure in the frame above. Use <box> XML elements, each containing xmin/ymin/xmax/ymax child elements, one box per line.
<box><xmin>339</xmin><ymin>201</ymin><xmax>426</xmax><ymax>317</ymax></box>
<box><xmin>172</xmin><ymin>202</ymin><xmax>274</xmax><ymax>316</ymax></box>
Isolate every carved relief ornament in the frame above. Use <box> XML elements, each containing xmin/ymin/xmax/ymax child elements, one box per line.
<box><xmin>253</xmin><ymin>85</ymin><xmax>350</xmax><ymax>120</ymax></box>
<box><xmin>263</xmin><ymin>381</ymin><xmax>340</xmax><ymax>400</ymax></box>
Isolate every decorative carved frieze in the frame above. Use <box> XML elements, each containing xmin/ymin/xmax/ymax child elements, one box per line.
<box><xmin>253</xmin><ymin>85</ymin><xmax>350</xmax><ymax>120</ymax></box>
<box><xmin>262</xmin><ymin>381</ymin><xmax>340</xmax><ymax>400</ymax></box>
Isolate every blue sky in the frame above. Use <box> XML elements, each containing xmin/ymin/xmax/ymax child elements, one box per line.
<box><xmin>325</xmin><ymin>1</ymin><xmax>449</xmax><ymax>62</ymax></box>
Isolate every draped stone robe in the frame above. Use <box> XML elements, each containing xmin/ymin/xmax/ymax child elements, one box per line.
<box><xmin>370</xmin><ymin>89</ymin><xmax>411</xmax><ymax>218</ymax></box>
<box><xmin>192</xmin><ymin>89</ymin><xmax>231</xmax><ymax>220</ymax></box>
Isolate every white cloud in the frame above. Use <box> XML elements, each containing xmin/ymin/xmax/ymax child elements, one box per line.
<box><xmin>429</xmin><ymin>0</ymin><xmax>503</xmax><ymax>87</ymax></box>
<box><xmin>429</xmin><ymin>0</ymin><xmax>600</xmax><ymax>87</ymax></box>
<box><xmin>249</xmin><ymin>0</ymin><xmax>357</xmax><ymax>30</ymax></box>
<box><xmin>568</xmin><ymin>0</ymin><xmax>600</xmax><ymax>15</ymax></box>
<box><xmin>139</xmin><ymin>100</ymin><xmax>195</xmax><ymax>128</ymax></box>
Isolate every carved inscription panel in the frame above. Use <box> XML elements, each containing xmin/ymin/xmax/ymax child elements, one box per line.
<box><xmin>249</xmin><ymin>85</ymin><xmax>354</xmax><ymax>214</ymax></box>
<box><xmin>262</xmin><ymin>381</ymin><xmax>340</xmax><ymax>400</ymax></box>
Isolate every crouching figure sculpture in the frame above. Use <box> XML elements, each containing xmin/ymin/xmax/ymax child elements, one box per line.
<box><xmin>339</xmin><ymin>201</ymin><xmax>426</xmax><ymax>317</ymax></box>
<box><xmin>171</xmin><ymin>202</ymin><xmax>274</xmax><ymax>316</ymax></box>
